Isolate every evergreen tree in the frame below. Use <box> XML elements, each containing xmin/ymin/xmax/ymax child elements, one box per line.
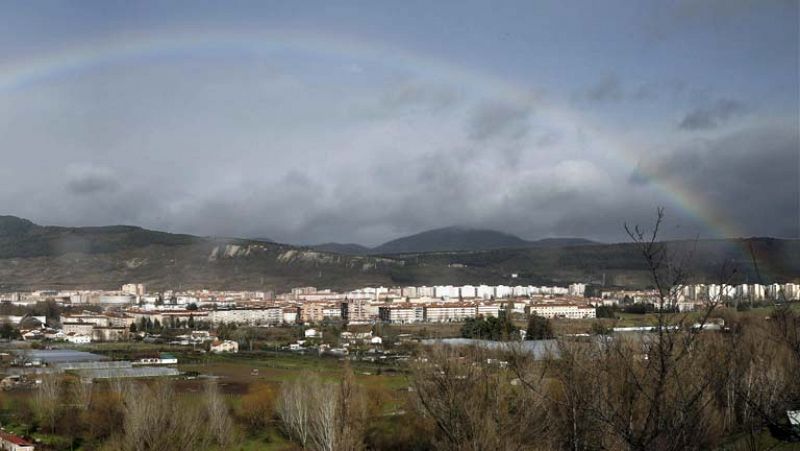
<box><xmin>525</xmin><ymin>314</ymin><xmax>554</xmax><ymax>340</ymax></box>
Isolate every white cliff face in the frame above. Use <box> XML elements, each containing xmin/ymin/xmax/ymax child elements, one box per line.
<box><xmin>206</xmin><ymin>242</ymin><xmax>403</xmax><ymax>273</ymax></box>
<box><xmin>278</xmin><ymin>250</ymin><xmax>336</xmax><ymax>264</ymax></box>
<box><xmin>125</xmin><ymin>258</ymin><xmax>147</xmax><ymax>269</ymax></box>
<box><xmin>209</xmin><ymin>244</ymin><xmax>263</xmax><ymax>261</ymax></box>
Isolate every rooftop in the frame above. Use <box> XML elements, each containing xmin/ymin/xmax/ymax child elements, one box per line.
<box><xmin>0</xmin><ymin>429</ymin><xmax>33</xmax><ymax>446</ymax></box>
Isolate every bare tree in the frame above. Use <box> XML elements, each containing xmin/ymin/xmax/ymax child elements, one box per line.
<box><xmin>309</xmin><ymin>380</ymin><xmax>338</xmax><ymax>451</ymax></box>
<box><xmin>334</xmin><ymin>366</ymin><xmax>368</xmax><ymax>451</ymax></box>
<box><xmin>119</xmin><ymin>380</ymin><xmax>207</xmax><ymax>451</ymax></box>
<box><xmin>204</xmin><ymin>380</ymin><xmax>235</xmax><ymax>449</ymax></box>
<box><xmin>507</xmin><ymin>209</ymin><xmax>739</xmax><ymax>450</ymax></box>
<box><xmin>412</xmin><ymin>345</ymin><xmax>542</xmax><ymax>451</ymax></box>
<box><xmin>70</xmin><ymin>378</ymin><xmax>93</xmax><ymax>410</ymax></box>
<box><xmin>277</xmin><ymin>375</ymin><xmax>313</xmax><ymax>448</ymax></box>
<box><xmin>34</xmin><ymin>373</ymin><xmax>62</xmax><ymax>433</ymax></box>
<box><xmin>277</xmin><ymin>368</ymin><xmax>368</xmax><ymax>451</ymax></box>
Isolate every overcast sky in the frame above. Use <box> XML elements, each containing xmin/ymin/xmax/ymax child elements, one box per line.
<box><xmin>0</xmin><ymin>0</ymin><xmax>797</xmax><ymax>245</ymax></box>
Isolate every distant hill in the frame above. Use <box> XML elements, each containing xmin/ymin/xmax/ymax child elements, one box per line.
<box><xmin>312</xmin><ymin>226</ymin><xmax>597</xmax><ymax>255</ymax></box>
<box><xmin>0</xmin><ymin>215</ymin><xmax>403</xmax><ymax>292</ymax></box>
<box><xmin>372</xmin><ymin>226</ymin><xmax>531</xmax><ymax>254</ymax></box>
<box><xmin>0</xmin><ymin>215</ymin><xmax>199</xmax><ymax>259</ymax></box>
<box><xmin>0</xmin><ymin>216</ymin><xmax>797</xmax><ymax>291</ymax></box>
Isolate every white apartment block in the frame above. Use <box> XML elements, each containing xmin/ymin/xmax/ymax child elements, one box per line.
<box><xmin>434</xmin><ymin>285</ymin><xmax>459</xmax><ymax>299</ymax></box>
<box><xmin>282</xmin><ymin>308</ymin><xmax>298</xmax><ymax>324</ymax></box>
<box><xmin>568</xmin><ymin>283</ymin><xmax>587</xmax><ymax>297</ymax></box>
<box><xmin>512</xmin><ymin>286</ymin><xmax>530</xmax><ymax>297</ymax></box>
<box><xmin>425</xmin><ymin>303</ymin><xmax>479</xmax><ymax>322</ymax></box>
<box><xmin>322</xmin><ymin>306</ymin><xmax>343</xmax><ymax>320</ymax></box>
<box><xmin>476</xmin><ymin>285</ymin><xmax>494</xmax><ymax>299</ymax></box>
<box><xmin>785</xmin><ymin>283</ymin><xmax>799</xmax><ymax>300</ymax></box>
<box><xmin>121</xmin><ymin>283</ymin><xmax>146</xmax><ymax>296</ymax></box>
<box><xmin>459</xmin><ymin>285</ymin><xmax>477</xmax><ymax>299</ymax></box>
<box><xmin>494</xmin><ymin>285</ymin><xmax>512</xmax><ymax>299</ymax></box>
<box><xmin>208</xmin><ymin>308</ymin><xmax>283</xmax><ymax>325</ymax></box>
<box><xmin>378</xmin><ymin>305</ymin><xmax>425</xmax><ymax>324</ymax></box>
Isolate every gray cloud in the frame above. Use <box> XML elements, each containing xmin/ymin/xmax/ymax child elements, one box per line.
<box><xmin>678</xmin><ymin>99</ymin><xmax>748</xmax><ymax>130</ymax></box>
<box><xmin>65</xmin><ymin>164</ymin><xmax>120</xmax><ymax>195</ymax></box>
<box><xmin>583</xmin><ymin>76</ymin><xmax>624</xmax><ymax>103</ymax></box>
<box><xmin>467</xmin><ymin>101</ymin><xmax>532</xmax><ymax>142</ymax></box>
<box><xmin>379</xmin><ymin>81</ymin><xmax>459</xmax><ymax>112</ymax></box>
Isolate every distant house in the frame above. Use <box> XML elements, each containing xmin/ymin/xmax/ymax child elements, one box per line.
<box><xmin>134</xmin><ymin>353</ymin><xmax>178</xmax><ymax>365</ymax></box>
<box><xmin>64</xmin><ymin>334</ymin><xmax>91</xmax><ymax>344</ymax></box>
<box><xmin>210</xmin><ymin>340</ymin><xmax>238</xmax><ymax>353</ymax></box>
<box><xmin>304</xmin><ymin>328</ymin><xmax>321</xmax><ymax>338</ymax></box>
<box><xmin>0</xmin><ymin>429</ymin><xmax>35</xmax><ymax>451</ymax></box>
<box><xmin>159</xmin><ymin>353</ymin><xmax>178</xmax><ymax>364</ymax></box>
<box><xmin>62</xmin><ymin>322</ymin><xmax>94</xmax><ymax>336</ymax></box>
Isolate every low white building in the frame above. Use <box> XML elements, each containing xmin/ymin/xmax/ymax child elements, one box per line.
<box><xmin>62</xmin><ymin>322</ymin><xmax>94</xmax><ymax>336</ymax></box>
<box><xmin>0</xmin><ymin>430</ymin><xmax>35</xmax><ymax>451</ymax></box>
<box><xmin>529</xmin><ymin>304</ymin><xmax>596</xmax><ymax>319</ymax></box>
<box><xmin>476</xmin><ymin>304</ymin><xmax>501</xmax><ymax>318</ymax></box>
<box><xmin>210</xmin><ymin>340</ymin><xmax>238</xmax><ymax>353</ymax></box>
<box><xmin>64</xmin><ymin>334</ymin><xmax>91</xmax><ymax>344</ymax></box>
<box><xmin>304</xmin><ymin>328</ymin><xmax>321</xmax><ymax>338</ymax></box>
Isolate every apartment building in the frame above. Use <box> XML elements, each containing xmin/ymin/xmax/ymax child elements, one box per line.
<box><xmin>378</xmin><ymin>305</ymin><xmax>425</xmax><ymax>324</ymax></box>
<box><xmin>529</xmin><ymin>304</ymin><xmax>596</xmax><ymax>319</ymax></box>
<box><xmin>425</xmin><ymin>303</ymin><xmax>478</xmax><ymax>322</ymax></box>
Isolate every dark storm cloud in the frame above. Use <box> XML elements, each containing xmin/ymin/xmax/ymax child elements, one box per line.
<box><xmin>632</xmin><ymin>122</ymin><xmax>799</xmax><ymax>237</ymax></box>
<box><xmin>678</xmin><ymin>99</ymin><xmax>747</xmax><ymax>130</ymax></box>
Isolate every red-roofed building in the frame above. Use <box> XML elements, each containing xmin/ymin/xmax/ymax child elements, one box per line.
<box><xmin>0</xmin><ymin>430</ymin><xmax>35</xmax><ymax>451</ymax></box>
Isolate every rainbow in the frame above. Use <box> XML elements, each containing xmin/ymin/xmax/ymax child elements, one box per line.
<box><xmin>2</xmin><ymin>28</ymin><xmax>771</xmax><ymax>278</ymax></box>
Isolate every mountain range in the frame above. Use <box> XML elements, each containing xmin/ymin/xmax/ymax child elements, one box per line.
<box><xmin>310</xmin><ymin>227</ymin><xmax>597</xmax><ymax>255</ymax></box>
<box><xmin>0</xmin><ymin>215</ymin><xmax>797</xmax><ymax>292</ymax></box>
